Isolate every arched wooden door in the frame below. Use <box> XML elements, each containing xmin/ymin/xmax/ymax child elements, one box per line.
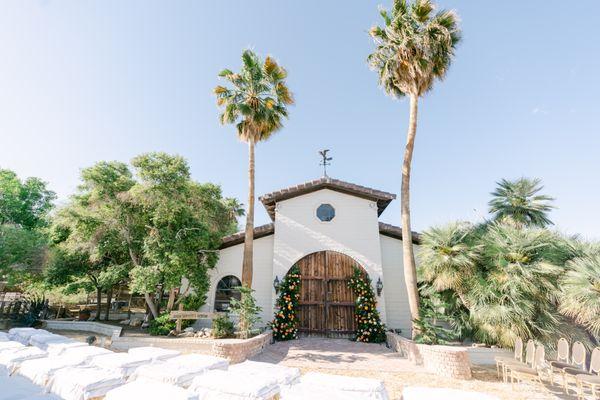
<box><xmin>295</xmin><ymin>251</ymin><xmax>363</xmax><ymax>336</ymax></box>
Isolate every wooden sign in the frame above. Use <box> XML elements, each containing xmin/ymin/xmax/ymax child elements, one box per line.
<box><xmin>170</xmin><ymin>306</ymin><xmax>223</xmax><ymax>333</ymax></box>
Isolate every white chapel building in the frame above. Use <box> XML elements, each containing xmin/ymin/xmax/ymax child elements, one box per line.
<box><xmin>200</xmin><ymin>176</ymin><xmax>419</xmax><ymax>336</ymax></box>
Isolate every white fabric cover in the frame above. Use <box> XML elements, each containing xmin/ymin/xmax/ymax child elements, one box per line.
<box><xmin>0</xmin><ymin>332</ymin><xmax>8</xmax><ymax>342</ymax></box>
<box><xmin>280</xmin><ymin>385</ymin><xmax>358</xmax><ymax>400</ymax></box>
<box><xmin>131</xmin><ymin>354</ymin><xmax>228</xmax><ymax>387</ymax></box>
<box><xmin>88</xmin><ymin>352</ymin><xmax>153</xmax><ymax>377</ymax></box>
<box><xmin>229</xmin><ymin>361</ymin><xmax>300</xmax><ymax>387</ymax></box>
<box><xmin>188</xmin><ymin>370</ymin><xmax>279</xmax><ymax>400</ymax></box>
<box><xmin>127</xmin><ymin>346</ymin><xmax>180</xmax><ymax>361</ymax></box>
<box><xmin>0</xmin><ymin>375</ymin><xmax>52</xmax><ymax>400</ymax></box>
<box><xmin>401</xmin><ymin>387</ymin><xmax>500</xmax><ymax>400</ymax></box>
<box><xmin>0</xmin><ymin>363</ymin><xmax>8</xmax><ymax>377</ymax></box>
<box><xmin>45</xmin><ymin>341</ymin><xmax>88</xmax><ymax>357</ymax></box>
<box><xmin>49</xmin><ymin>365</ymin><xmax>125</xmax><ymax>400</ymax></box>
<box><xmin>0</xmin><ymin>341</ymin><xmax>25</xmax><ymax>353</ymax></box>
<box><xmin>298</xmin><ymin>372</ymin><xmax>389</xmax><ymax>400</ymax></box>
<box><xmin>18</xmin><ymin>353</ymin><xmax>91</xmax><ymax>387</ymax></box>
<box><xmin>105</xmin><ymin>379</ymin><xmax>198</xmax><ymax>400</ymax></box>
<box><xmin>29</xmin><ymin>333</ymin><xmax>73</xmax><ymax>349</ymax></box>
<box><xmin>60</xmin><ymin>345</ymin><xmax>112</xmax><ymax>361</ymax></box>
<box><xmin>9</xmin><ymin>328</ymin><xmax>50</xmax><ymax>345</ymax></box>
<box><xmin>0</xmin><ymin>347</ymin><xmax>47</xmax><ymax>374</ymax></box>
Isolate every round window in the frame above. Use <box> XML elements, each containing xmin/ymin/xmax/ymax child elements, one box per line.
<box><xmin>316</xmin><ymin>204</ymin><xmax>335</xmax><ymax>222</ymax></box>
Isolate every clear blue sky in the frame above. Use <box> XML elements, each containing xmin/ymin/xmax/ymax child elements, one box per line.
<box><xmin>1</xmin><ymin>1</ymin><xmax>598</xmax><ymax>239</ymax></box>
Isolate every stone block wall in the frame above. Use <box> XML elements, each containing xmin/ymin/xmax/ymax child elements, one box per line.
<box><xmin>211</xmin><ymin>331</ymin><xmax>273</xmax><ymax>364</ymax></box>
<box><xmin>386</xmin><ymin>332</ymin><xmax>472</xmax><ymax>380</ymax></box>
<box><xmin>418</xmin><ymin>344</ymin><xmax>472</xmax><ymax>379</ymax></box>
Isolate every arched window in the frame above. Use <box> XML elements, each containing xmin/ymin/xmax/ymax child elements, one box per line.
<box><xmin>214</xmin><ymin>275</ymin><xmax>241</xmax><ymax>312</ymax></box>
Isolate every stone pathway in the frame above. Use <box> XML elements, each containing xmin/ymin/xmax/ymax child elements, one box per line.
<box><xmin>252</xmin><ymin>337</ymin><xmax>576</xmax><ymax>400</ymax></box>
<box><xmin>253</xmin><ymin>337</ymin><xmax>420</xmax><ymax>372</ymax></box>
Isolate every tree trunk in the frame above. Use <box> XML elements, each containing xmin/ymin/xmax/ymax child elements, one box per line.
<box><xmin>402</xmin><ymin>93</ymin><xmax>421</xmax><ymax>338</ymax></box>
<box><xmin>95</xmin><ymin>286</ymin><xmax>102</xmax><ymax>321</ymax></box>
<box><xmin>241</xmin><ymin>139</ymin><xmax>255</xmax><ymax>287</ymax></box>
<box><xmin>166</xmin><ymin>288</ymin><xmax>176</xmax><ymax>312</ymax></box>
<box><xmin>144</xmin><ymin>293</ymin><xmax>159</xmax><ymax>319</ymax></box>
<box><xmin>104</xmin><ymin>287</ymin><xmax>113</xmax><ymax>321</ymax></box>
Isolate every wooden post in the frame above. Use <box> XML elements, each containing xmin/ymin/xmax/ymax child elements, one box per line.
<box><xmin>175</xmin><ymin>303</ymin><xmax>184</xmax><ymax>334</ymax></box>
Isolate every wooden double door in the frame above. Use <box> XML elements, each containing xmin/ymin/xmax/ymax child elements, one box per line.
<box><xmin>295</xmin><ymin>251</ymin><xmax>362</xmax><ymax>336</ymax></box>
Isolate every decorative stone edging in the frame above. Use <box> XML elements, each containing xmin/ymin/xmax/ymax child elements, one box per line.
<box><xmin>43</xmin><ymin>320</ymin><xmax>122</xmax><ymax>339</ymax></box>
<box><xmin>386</xmin><ymin>332</ymin><xmax>472</xmax><ymax>380</ymax></box>
<box><xmin>111</xmin><ymin>330</ymin><xmax>273</xmax><ymax>364</ymax></box>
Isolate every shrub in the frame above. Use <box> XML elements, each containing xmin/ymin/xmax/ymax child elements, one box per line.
<box><xmin>148</xmin><ymin>312</ymin><xmax>192</xmax><ymax>336</ymax></box>
<box><xmin>212</xmin><ymin>314</ymin><xmax>234</xmax><ymax>338</ymax></box>
<box><xmin>229</xmin><ymin>286</ymin><xmax>262</xmax><ymax>339</ymax></box>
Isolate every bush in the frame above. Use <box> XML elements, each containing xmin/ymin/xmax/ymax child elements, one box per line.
<box><xmin>148</xmin><ymin>312</ymin><xmax>192</xmax><ymax>336</ymax></box>
<box><xmin>212</xmin><ymin>314</ymin><xmax>234</xmax><ymax>338</ymax></box>
<box><xmin>229</xmin><ymin>286</ymin><xmax>262</xmax><ymax>339</ymax></box>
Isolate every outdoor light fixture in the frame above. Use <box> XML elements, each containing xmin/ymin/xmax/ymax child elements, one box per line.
<box><xmin>376</xmin><ymin>277</ymin><xmax>383</xmax><ymax>296</ymax></box>
<box><xmin>273</xmin><ymin>276</ymin><xmax>281</xmax><ymax>294</ymax></box>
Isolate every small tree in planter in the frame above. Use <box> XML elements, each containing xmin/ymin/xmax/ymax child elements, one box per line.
<box><xmin>348</xmin><ymin>267</ymin><xmax>386</xmax><ymax>343</ymax></box>
<box><xmin>229</xmin><ymin>286</ymin><xmax>261</xmax><ymax>339</ymax></box>
<box><xmin>271</xmin><ymin>265</ymin><xmax>301</xmax><ymax>341</ymax></box>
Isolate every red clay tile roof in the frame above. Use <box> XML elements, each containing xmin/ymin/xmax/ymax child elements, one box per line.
<box><xmin>259</xmin><ymin>177</ymin><xmax>396</xmax><ymax>221</ymax></box>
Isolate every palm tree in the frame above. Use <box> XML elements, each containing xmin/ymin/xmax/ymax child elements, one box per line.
<box><xmin>368</xmin><ymin>0</ymin><xmax>461</xmax><ymax>335</ymax></box>
<box><xmin>489</xmin><ymin>178</ymin><xmax>555</xmax><ymax>228</ymax></box>
<box><xmin>418</xmin><ymin>222</ymin><xmax>479</xmax><ymax>306</ymax></box>
<box><xmin>215</xmin><ymin>50</ymin><xmax>294</xmax><ymax>287</ymax></box>
<box><xmin>559</xmin><ymin>254</ymin><xmax>600</xmax><ymax>338</ymax></box>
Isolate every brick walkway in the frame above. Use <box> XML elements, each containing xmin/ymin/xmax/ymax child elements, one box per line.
<box><xmin>252</xmin><ymin>337</ymin><xmax>423</xmax><ymax>372</ymax></box>
<box><xmin>252</xmin><ymin>337</ymin><xmax>574</xmax><ymax>400</ymax></box>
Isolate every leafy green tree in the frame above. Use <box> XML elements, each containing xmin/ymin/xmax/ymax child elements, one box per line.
<box><xmin>489</xmin><ymin>178</ymin><xmax>555</xmax><ymax>228</ymax></box>
<box><xmin>229</xmin><ymin>285</ymin><xmax>262</xmax><ymax>339</ymax></box>
<box><xmin>0</xmin><ymin>224</ymin><xmax>48</xmax><ymax>286</ymax></box>
<box><xmin>215</xmin><ymin>50</ymin><xmax>294</xmax><ymax>288</ymax></box>
<box><xmin>0</xmin><ymin>169</ymin><xmax>56</xmax><ymax>229</ymax></box>
<box><xmin>368</xmin><ymin>0</ymin><xmax>461</xmax><ymax>335</ymax></box>
<box><xmin>127</xmin><ymin>153</ymin><xmax>238</xmax><ymax>318</ymax></box>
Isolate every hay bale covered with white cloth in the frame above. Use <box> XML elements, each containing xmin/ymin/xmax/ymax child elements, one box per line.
<box><xmin>131</xmin><ymin>354</ymin><xmax>228</xmax><ymax>388</ymax></box>
<box><xmin>0</xmin><ymin>332</ymin><xmax>9</xmax><ymax>342</ymax></box>
<box><xmin>29</xmin><ymin>333</ymin><xmax>73</xmax><ymax>349</ymax></box>
<box><xmin>296</xmin><ymin>372</ymin><xmax>389</xmax><ymax>400</ymax></box>
<box><xmin>45</xmin><ymin>341</ymin><xmax>88</xmax><ymax>357</ymax></box>
<box><xmin>17</xmin><ymin>353</ymin><xmax>92</xmax><ymax>387</ymax></box>
<box><xmin>127</xmin><ymin>346</ymin><xmax>180</xmax><ymax>361</ymax></box>
<box><xmin>401</xmin><ymin>387</ymin><xmax>500</xmax><ymax>400</ymax></box>
<box><xmin>188</xmin><ymin>369</ymin><xmax>280</xmax><ymax>400</ymax></box>
<box><xmin>0</xmin><ymin>346</ymin><xmax>47</xmax><ymax>374</ymax></box>
<box><xmin>0</xmin><ymin>340</ymin><xmax>25</xmax><ymax>353</ymax></box>
<box><xmin>48</xmin><ymin>365</ymin><xmax>125</xmax><ymax>400</ymax></box>
<box><xmin>105</xmin><ymin>380</ymin><xmax>198</xmax><ymax>400</ymax></box>
<box><xmin>60</xmin><ymin>345</ymin><xmax>112</xmax><ymax>361</ymax></box>
<box><xmin>229</xmin><ymin>361</ymin><xmax>300</xmax><ymax>387</ymax></box>
<box><xmin>9</xmin><ymin>328</ymin><xmax>50</xmax><ymax>345</ymax></box>
<box><xmin>88</xmin><ymin>352</ymin><xmax>153</xmax><ymax>377</ymax></box>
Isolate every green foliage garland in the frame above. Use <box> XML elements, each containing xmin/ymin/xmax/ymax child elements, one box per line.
<box><xmin>271</xmin><ymin>265</ymin><xmax>301</xmax><ymax>341</ymax></box>
<box><xmin>348</xmin><ymin>266</ymin><xmax>386</xmax><ymax>343</ymax></box>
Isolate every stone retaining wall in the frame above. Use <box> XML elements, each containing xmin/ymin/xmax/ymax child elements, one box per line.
<box><xmin>386</xmin><ymin>332</ymin><xmax>471</xmax><ymax>380</ymax></box>
<box><xmin>43</xmin><ymin>320</ymin><xmax>122</xmax><ymax>339</ymax></box>
<box><xmin>111</xmin><ymin>330</ymin><xmax>273</xmax><ymax>364</ymax></box>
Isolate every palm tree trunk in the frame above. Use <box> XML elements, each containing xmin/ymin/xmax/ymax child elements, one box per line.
<box><xmin>402</xmin><ymin>93</ymin><xmax>420</xmax><ymax>338</ymax></box>
<box><xmin>241</xmin><ymin>139</ymin><xmax>255</xmax><ymax>287</ymax></box>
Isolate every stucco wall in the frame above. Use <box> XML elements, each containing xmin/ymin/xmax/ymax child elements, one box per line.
<box><xmin>202</xmin><ymin>235</ymin><xmax>274</xmax><ymax>326</ymax></box>
<box><xmin>380</xmin><ymin>234</ymin><xmax>414</xmax><ymax>336</ymax></box>
<box><xmin>272</xmin><ymin>189</ymin><xmax>388</xmax><ymax>322</ymax></box>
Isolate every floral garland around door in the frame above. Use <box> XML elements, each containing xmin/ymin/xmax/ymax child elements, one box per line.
<box><xmin>348</xmin><ymin>266</ymin><xmax>386</xmax><ymax>343</ymax></box>
<box><xmin>271</xmin><ymin>264</ymin><xmax>301</xmax><ymax>341</ymax></box>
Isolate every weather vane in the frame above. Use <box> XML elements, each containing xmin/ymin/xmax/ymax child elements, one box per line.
<box><xmin>319</xmin><ymin>149</ymin><xmax>332</xmax><ymax>177</ymax></box>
